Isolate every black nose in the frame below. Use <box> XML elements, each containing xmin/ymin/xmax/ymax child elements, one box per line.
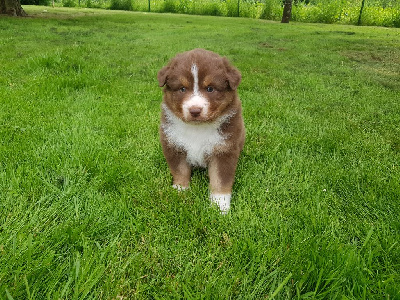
<box><xmin>189</xmin><ymin>107</ymin><xmax>202</xmax><ymax>118</ymax></box>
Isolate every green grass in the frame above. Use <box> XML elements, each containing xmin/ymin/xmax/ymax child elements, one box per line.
<box><xmin>1</xmin><ymin>6</ymin><xmax>400</xmax><ymax>299</ymax></box>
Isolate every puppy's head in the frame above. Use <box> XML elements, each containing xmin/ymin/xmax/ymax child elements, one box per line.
<box><xmin>158</xmin><ymin>49</ymin><xmax>241</xmax><ymax>123</ymax></box>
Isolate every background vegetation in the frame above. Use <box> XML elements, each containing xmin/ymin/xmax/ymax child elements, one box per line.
<box><xmin>1</xmin><ymin>6</ymin><xmax>400</xmax><ymax>299</ymax></box>
<box><xmin>21</xmin><ymin>0</ymin><xmax>400</xmax><ymax>27</ymax></box>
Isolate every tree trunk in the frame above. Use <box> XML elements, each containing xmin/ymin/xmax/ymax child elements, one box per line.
<box><xmin>357</xmin><ymin>0</ymin><xmax>366</xmax><ymax>26</ymax></box>
<box><xmin>0</xmin><ymin>0</ymin><xmax>27</xmax><ymax>16</ymax></box>
<box><xmin>281</xmin><ymin>0</ymin><xmax>293</xmax><ymax>23</ymax></box>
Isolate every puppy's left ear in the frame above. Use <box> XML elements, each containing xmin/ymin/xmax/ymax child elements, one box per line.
<box><xmin>223</xmin><ymin>57</ymin><xmax>241</xmax><ymax>90</ymax></box>
<box><xmin>157</xmin><ymin>65</ymin><xmax>169</xmax><ymax>87</ymax></box>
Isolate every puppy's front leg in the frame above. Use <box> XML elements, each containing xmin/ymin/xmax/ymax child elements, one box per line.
<box><xmin>208</xmin><ymin>154</ymin><xmax>239</xmax><ymax>213</ymax></box>
<box><xmin>163</xmin><ymin>148</ymin><xmax>191</xmax><ymax>190</ymax></box>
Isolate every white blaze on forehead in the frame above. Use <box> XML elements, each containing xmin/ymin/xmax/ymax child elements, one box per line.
<box><xmin>191</xmin><ymin>64</ymin><xmax>200</xmax><ymax>95</ymax></box>
<box><xmin>182</xmin><ymin>63</ymin><xmax>209</xmax><ymax>119</ymax></box>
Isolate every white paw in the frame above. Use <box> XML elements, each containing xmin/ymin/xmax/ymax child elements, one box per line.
<box><xmin>172</xmin><ymin>184</ymin><xmax>189</xmax><ymax>191</ymax></box>
<box><xmin>210</xmin><ymin>194</ymin><xmax>231</xmax><ymax>214</ymax></box>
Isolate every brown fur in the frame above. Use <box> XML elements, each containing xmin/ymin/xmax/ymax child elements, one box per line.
<box><xmin>158</xmin><ymin>49</ymin><xmax>245</xmax><ymax>198</ymax></box>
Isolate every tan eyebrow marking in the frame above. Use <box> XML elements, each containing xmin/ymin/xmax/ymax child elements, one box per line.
<box><xmin>203</xmin><ymin>75</ymin><xmax>213</xmax><ymax>87</ymax></box>
<box><xmin>179</xmin><ymin>76</ymin><xmax>190</xmax><ymax>87</ymax></box>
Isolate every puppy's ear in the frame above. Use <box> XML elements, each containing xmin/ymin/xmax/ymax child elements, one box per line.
<box><xmin>223</xmin><ymin>57</ymin><xmax>241</xmax><ymax>90</ymax></box>
<box><xmin>157</xmin><ymin>65</ymin><xmax>169</xmax><ymax>87</ymax></box>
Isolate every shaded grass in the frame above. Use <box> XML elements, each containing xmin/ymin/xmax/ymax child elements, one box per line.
<box><xmin>1</xmin><ymin>6</ymin><xmax>400</xmax><ymax>299</ymax></box>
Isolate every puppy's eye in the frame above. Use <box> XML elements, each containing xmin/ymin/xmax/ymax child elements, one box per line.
<box><xmin>206</xmin><ymin>86</ymin><xmax>214</xmax><ymax>93</ymax></box>
<box><xmin>179</xmin><ymin>87</ymin><xmax>186</xmax><ymax>93</ymax></box>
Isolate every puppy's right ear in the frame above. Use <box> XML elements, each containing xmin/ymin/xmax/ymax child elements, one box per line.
<box><xmin>157</xmin><ymin>66</ymin><xmax>169</xmax><ymax>87</ymax></box>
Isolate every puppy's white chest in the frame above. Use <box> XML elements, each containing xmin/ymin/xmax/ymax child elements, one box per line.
<box><xmin>162</xmin><ymin>105</ymin><xmax>226</xmax><ymax>167</ymax></box>
<box><xmin>169</xmin><ymin>122</ymin><xmax>223</xmax><ymax>167</ymax></box>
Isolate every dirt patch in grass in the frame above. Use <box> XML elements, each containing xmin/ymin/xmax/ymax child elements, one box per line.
<box><xmin>343</xmin><ymin>50</ymin><xmax>399</xmax><ymax>64</ymax></box>
<box><xmin>24</xmin><ymin>6</ymin><xmax>127</xmax><ymax>19</ymax></box>
<box><xmin>343</xmin><ymin>49</ymin><xmax>400</xmax><ymax>90</ymax></box>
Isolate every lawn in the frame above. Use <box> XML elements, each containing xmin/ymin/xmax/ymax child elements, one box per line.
<box><xmin>0</xmin><ymin>6</ymin><xmax>399</xmax><ymax>299</ymax></box>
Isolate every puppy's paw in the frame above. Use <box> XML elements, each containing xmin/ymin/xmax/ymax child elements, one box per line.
<box><xmin>172</xmin><ymin>184</ymin><xmax>189</xmax><ymax>191</ymax></box>
<box><xmin>210</xmin><ymin>194</ymin><xmax>231</xmax><ymax>214</ymax></box>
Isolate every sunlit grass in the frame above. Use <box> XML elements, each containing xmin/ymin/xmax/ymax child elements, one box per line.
<box><xmin>1</xmin><ymin>7</ymin><xmax>399</xmax><ymax>298</ymax></box>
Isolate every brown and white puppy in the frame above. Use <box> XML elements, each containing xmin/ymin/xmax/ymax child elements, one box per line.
<box><xmin>157</xmin><ymin>48</ymin><xmax>245</xmax><ymax>213</ymax></box>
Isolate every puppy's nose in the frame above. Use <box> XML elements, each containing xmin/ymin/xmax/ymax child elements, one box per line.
<box><xmin>189</xmin><ymin>107</ymin><xmax>202</xmax><ymax>118</ymax></box>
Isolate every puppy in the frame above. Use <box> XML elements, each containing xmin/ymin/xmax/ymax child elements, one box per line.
<box><xmin>157</xmin><ymin>49</ymin><xmax>245</xmax><ymax>213</ymax></box>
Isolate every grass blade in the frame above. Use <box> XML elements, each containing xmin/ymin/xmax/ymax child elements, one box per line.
<box><xmin>5</xmin><ymin>289</ymin><xmax>14</xmax><ymax>300</ymax></box>
<box><xmin>362</xmin><ymin>226</ymin><xmax>374</xmax><ymax>249</ymax></box>
<box><xmin>24</xmin><ymin>276</ymin><xmax>31</xmax><ymax>300</ymax></box>
<box><xmin>270</xmin><ymin>272</ymin><xmax>292</xmax><ymax>298</ymax></box>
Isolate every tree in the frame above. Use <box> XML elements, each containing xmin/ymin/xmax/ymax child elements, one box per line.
<box><xmin>0</xmin><ymin>0</ymin><xmax>27</xmax><ymax>16</ymax></box>
<box><xmin>281</xmin><ymin>0</ymin><xmax>293</xmax><ymax>23</ymax></box>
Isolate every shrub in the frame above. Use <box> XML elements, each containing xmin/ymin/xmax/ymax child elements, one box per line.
<box><xmin>162</xmin><ymin>0</ymin><xmax>177</xmax><ymax>13</ymax></box>
<box><xmin>361</xmin><ymin>5</ymin><xmax>400</xmax><ymax>27</ymax></box>
<box><xmin>292</xmin><ymin>0</ymin><xmax>346</xmax><ymax>24</ymax></box>
<box><xmin>226</xmin><ymin>0</ymin><xmax>239</xmax><ymax>17</ymax></box>
<box><xmin>109</xmin><ymin>0</ymin><xmax>132</xmax><ymax>10</ymax></box>
<box><xmin>393</xmin><ymin>7</ymin><xmax>400</xmax><ymax>27</ymax></box>
<box><xmin>21</xmin><ymin>0</ymin><xmax>51</xmax><ymax>5</ymax></box>
<box><xmin>260</xmin><ymin>0</ymin><xmax>282</xmax><ymax>20</ymax></box>
<box><xmin>86</xmin><ymin>0</ymin><xmax>105</xmax><ymax>8</ymax></box>
<box><xmin>199</xmin><ymin>1</ymin><xmax>224</xmax><ymax>16</ymax></box>
<box><xmin>63</xmin><ymin>0</ymin><xmax>76</xmax><ymax>7</ymax></box>
<box><xmin>317</xmin><ymin>0</ymin><xmax>343</xmax><ymax>23</ymax></box>
<box><xmin>176</xmin><ymin>0</ymin><xmax>190</xmax><ymax>14</ymax></box>
<box><xmin>121</xmin><ymin>0</ymin><xmax>400</xmax><ymax>28</ymax></box>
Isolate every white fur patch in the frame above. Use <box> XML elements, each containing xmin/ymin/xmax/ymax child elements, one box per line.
<box><xmin>191</xmin><ymin>64</ymin><xmax>200</xmax><ymax>95</ymax></box>
<box><xmin>172</xmin><ymin>184</ymin><xmax>189</xmax><ymax>191</ymax></box>
<box><xmin>210</xmin><ymin>193</ymin><xmax>231</xmax><ymax>214</ymax></box>
<box><xmin>162</xmin><ymin>104</ymin><xmax>234</xmax><ymax>168</ymax></box>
